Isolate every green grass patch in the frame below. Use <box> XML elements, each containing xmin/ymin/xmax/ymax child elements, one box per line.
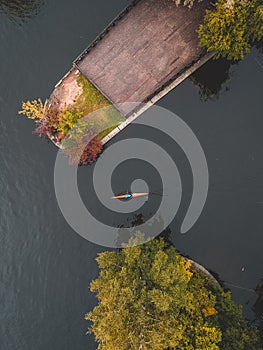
<box><xmin>97</xmin><ymin>124</ymin><xmax>120</xmax><ymax>140</ymax></box>
<box><xmin>68</xmin><ymin>73</ymin><xmax>124</xmax><ymax>138</ymax></box>
<box><xmin>75</xmin><ymin>73</ymin><xmax>111</xmax><ymax>114</ymax></box>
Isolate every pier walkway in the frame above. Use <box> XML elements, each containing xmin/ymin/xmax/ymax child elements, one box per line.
<box><xmin>74</xmin><ymin>0</ymin><xmax>211</xmax><ymax>116</ymax></box>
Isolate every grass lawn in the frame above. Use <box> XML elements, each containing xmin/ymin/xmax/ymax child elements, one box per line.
<box><xmin>70</xmin><ymin>73</ymin><xmax>125</xmax><ymax>139</ymax></box>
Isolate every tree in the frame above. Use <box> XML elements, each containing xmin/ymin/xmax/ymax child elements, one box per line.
<box><xmin>86</xmin><ymin>233</ymin><xmax>222</xmax><ymax>349</ymax></box>
<box><xmin>61</xmin><ymin>125</ymin><xmax>102</xmax><ymax>165</ymax></box>
<box><xmin>19</xmin><ymin>99</ymin><xmax>102</xmax><ymax>164</ymax></box>
<box><xmin>19</xmin><ymin>101</ymin><xmax>83</xmax><ymax>140</ymax></box>
<box><xmin>198</xmin><ymin>0</ymin><xmax>263</xmax><ymax>60</ymax></box>
<box><xmin>19</xmin><ymin>99</ymin><xmax>44</xmax><ymax>121</ymax></box>
<box><xmin>78</xmin><ymin>136</ymin><xmax>102</xmax><ymax>165</ymax></box>
<box><xmin>33</xmin><ymin>108</ymin><xmax>60</xmax><ymax>141</ymax></box>
<box><xmin>54</xmin><ymin>109</ymin><xmax>83</xmax><ymax>136</ymax></box>
<box><xmin>214</xmin><ymin>290</ymin><xmax>262</xmax><ymax>349</ymax></box>
<box><xmin>19</xmin><ymin>99</ymin><xmax>61</xmax><ymax>140</ymax></box>
<box><xmin>86</xmin><ymin>233</ymin><xmax>262</xmax><ymax>350</ymax></box>
<box><xmin>62</xmin><ymin>134</ymin><xmax>102</xmax><ymax>165</ymax></box>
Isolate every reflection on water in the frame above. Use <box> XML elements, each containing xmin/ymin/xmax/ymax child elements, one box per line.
<box><xmin>116</xmin><ymin>213</ymin><xmax>158</xmax><ymax>247</ymax></box>
<box><xmin>116</xmin><ymin>213</ymin><xmax>171</xmax><ymax>247</ymax></box>
<box><xmin>190</xmin><ymin>58</ymin><xmax>237</xmax><ymax>100</ymax></box>
<box><xmin>191</xmin><ymin>42</ymin><xmax>263</xmax><ymax>100</ymax></box>
<box><xmin>0</xmin><ymin>0</ymin><xmax>43</xmax><ymax>20</ymax></box>
<box><xmin>253</xmin><ymin>40</ymin><xmax>263</xmax><ymax>71</ymax></box>
<box><xmin>255</xmin><ymin>38</ymin><xmax>263</xmax><ymax>53</ymax></box>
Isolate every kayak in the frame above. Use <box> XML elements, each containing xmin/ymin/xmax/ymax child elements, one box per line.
<box><xmin>112</xmin><ymin>192</ymin><xmax>149</xmax><ymax>200</ymax></box>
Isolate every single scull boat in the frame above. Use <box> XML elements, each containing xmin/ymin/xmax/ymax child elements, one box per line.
<box><xmin>112</xmin><ymin>192</ymin><xmax>149</xmax><ymax>200</ymax></box>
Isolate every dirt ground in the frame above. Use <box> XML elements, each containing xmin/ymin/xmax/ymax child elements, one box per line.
<box><xmin>47</xmin><ymin>68</ymin><xmax>82</xmax><ymax>112</ymax></box>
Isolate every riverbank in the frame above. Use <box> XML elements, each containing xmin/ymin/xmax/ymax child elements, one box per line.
<box><xmin>189</xmin><ymin>258</ymin><xmax>221</xmax><ymax>288</ymax></box>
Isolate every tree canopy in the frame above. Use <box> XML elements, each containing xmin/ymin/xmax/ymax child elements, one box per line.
<box><xmin>86</xmin><ymin>233</ymin><xmax>262</xmax><ymax>349</ymax></box>
<box><xmin>198</xmin><ymin>0</ymin><xmax>263</xmax><ymax>60</ymax></box>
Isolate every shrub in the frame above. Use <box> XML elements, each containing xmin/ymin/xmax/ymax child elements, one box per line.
<box><xmin>54</xmin><ymin>109</ymin><xmax>83</xmax><ymax>136</ymax></box>
<box><xmin>62</xmin><ymin>128</ymin><xmax>102</xmax><ymax>166</ymax></box>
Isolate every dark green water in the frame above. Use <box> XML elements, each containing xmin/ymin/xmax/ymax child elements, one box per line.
<box><xmin>0</xmin><ymin>0</ymin><xmax>263</xmax><ymax>349</ymax></box>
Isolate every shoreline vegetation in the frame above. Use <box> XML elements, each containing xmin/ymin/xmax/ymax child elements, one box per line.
<box><xmin>86</xmin><ymin>233</ymin><xmax>262</xmax><ymax>349</ymax></box>
<box><xmin>19</xmin><ymin>69</ymin><xmax>124</xmax><ymax>165</ymax></box>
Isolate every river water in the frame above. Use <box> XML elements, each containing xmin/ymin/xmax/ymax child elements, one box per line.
<box><xmin>0</xmin><ymin>0</ymin><xmax>262</xmax><ymax>349</ymax></box>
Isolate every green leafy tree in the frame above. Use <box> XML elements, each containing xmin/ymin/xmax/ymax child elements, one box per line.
<box><xmin>198</xmin><ymin>0</ymin><xmax>263</xmax><ymax>60</ymax></box>
<box><xmin>87</xmin><ymin>233</ymin><xmax>262</xmax><ymax>349</ymax></box>
<box><xmin>54</xmin><ymin>109</ymin><xmax>83</xmax><ymax>136</ymax></box>
<box><xmin>86</xmin><ymin>233</ymin><xmax>222</xmax><ymax>349</ymax></box>
<box><xmin>214</xmin><ymin>290</ymin><xmax>262</xmax><ymax>349</ymax></box>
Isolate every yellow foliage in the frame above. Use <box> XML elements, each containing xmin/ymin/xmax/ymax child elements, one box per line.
<box><xmin>202</xmin><ymin>306</ymin><xmax>217</xmax><ymax>317</ymax></box>
<box><xmin>19</xmin><ymin>99</ymin><xmax>44</xmax><ymax>121</ymax></box>
<box><xmin>198</xmin><ymin>0</ymin><xmax>262</xmax><ymax>60</ymax></box>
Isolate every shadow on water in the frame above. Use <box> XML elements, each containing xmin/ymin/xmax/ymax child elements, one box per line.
<box><xmin>115</xmin><ymin>213</ymin><xmax>172</xmax><ymax>247</ymax></box>
<box><xmin>253</xmin><ymin>280</ymin><xmax>263</xmax><ymax>338</ymax></box>
<box><xmin>0</xmin><ymin>0</ymin><xmax>44</xmax><ymax>20</ymax></box>
<box><xmin>255</xmin><ymin>38</ymin><xmax>263</xmax><ymax>53</ymax></box>
<box><xmin>191</xmin><ymin>39</ymin><xmax>263</xmax><ymax>100</ymax></box>
<box><xmin>189</xmin><ymin>57</ymin><xmax>237</xmax><ymax>100</ymax></box>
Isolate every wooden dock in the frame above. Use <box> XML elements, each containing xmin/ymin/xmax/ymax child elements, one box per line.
<box><xmin>74</xmin><ymin>0</ymin><xmax>211</xmax><ymax>116</ymax></box>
